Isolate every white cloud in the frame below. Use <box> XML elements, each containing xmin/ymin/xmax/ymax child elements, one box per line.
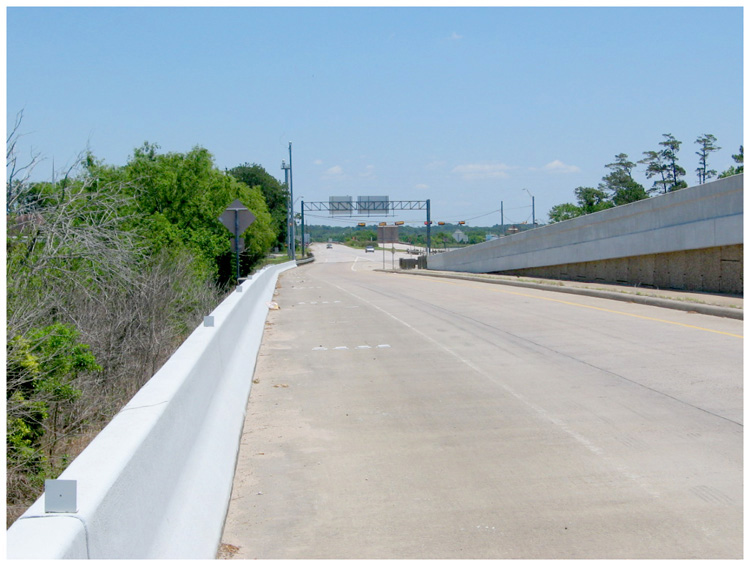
<box><xmin>452</xmin><ymin>162</ymin><xmax>513</xmax><ymax>180</ymax></box>
<box><xmin>543</xmin><ymin>160</ymin><xmax>580</xmax><ymax>174</ymax></box>
<box><xmin>425</xmin><ymin>160</ymin><xmax>446</xmax><ymax>171</ymax></box>
<box><xmin>313</xmin><ymin>159</ymin><xmax>323</xmax><ymax>165</ymax></box>
<box><xmin>415</xmin><ymin>183</ymin><xmax>429</xmax><ymax>190</ymax></box>
<box><xmin>325</xmin><ymin>165</ymin><xmax>344</xmax><ymax>176</ymax></box>
<box><xmin>449</xmin><ymin>32</ymin><xmax>463</xmax><ymax>40</ymax></box>
<box><xmin>360</xmin><ymin>164</ymin><xmax>376</xmax><ymax>178</ymax></box>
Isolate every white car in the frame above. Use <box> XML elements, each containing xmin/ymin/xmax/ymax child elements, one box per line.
<box><xmin>365</xmin><ymin>245</ymin><xmax>375</xmax><ymax>253</ymax></box>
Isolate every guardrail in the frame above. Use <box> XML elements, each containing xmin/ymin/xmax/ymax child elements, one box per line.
<box><xmin>295</xmin><ymin>251</ymin><xmax>315</xmax><ymax>266</ymax></box>
<box><xmin>6</xmin><ymin>261</ymin><xmax>297</xmax><ymax>559</ymax></box>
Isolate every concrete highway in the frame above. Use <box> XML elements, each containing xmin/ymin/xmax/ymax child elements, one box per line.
<box><xmin>220</xmin><ymin>243</ymin><xmax>743</xmax><ymax>559</ymax></box>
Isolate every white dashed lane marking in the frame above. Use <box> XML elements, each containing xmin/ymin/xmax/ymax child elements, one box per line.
<box><xmin>311</xmin><ymin>344</ymin><xmax>391</xmax><ymax>351</ymax></box>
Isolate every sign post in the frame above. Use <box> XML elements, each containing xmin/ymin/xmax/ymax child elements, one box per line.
<box><xmin>219</xmin><ymin>199</ymin><xmax>255</xmax><ymax>282</ymax></box>
<box><xmin>377</xmin><ymin>225</ymin><xmax>399</xmax><ymax>271</ymax></box>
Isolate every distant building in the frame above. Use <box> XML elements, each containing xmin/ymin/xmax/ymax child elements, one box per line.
<box><xmin>452</xmin><ymin>229</ymin><xmax>468</xmax><ymax>243</ymax></box>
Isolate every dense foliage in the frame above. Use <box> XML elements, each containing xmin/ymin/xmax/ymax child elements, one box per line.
<box><xmin>229</xmin><ymin>163</ymin><xmax>288</xmax><ymax>250</ymax></box>
<box><xmin>6</xmin><ymin>127</ymin><xmax>287</xmax><ymax>526</ymax></box>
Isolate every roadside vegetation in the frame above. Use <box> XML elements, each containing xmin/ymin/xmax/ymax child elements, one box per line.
<box><xmin>547</xmin><ymin>134</ymin><xmax>742</xmax><ymax>223</ymax></box>
<box><xmin>306</xmin><ymin>223</ymin><xmax>535</xmax><ymax>249</ymax></box>
<box><xmin>6</xmin><ymin>115</ymin><xmax>288</xmax><ymax>526</ymax></box>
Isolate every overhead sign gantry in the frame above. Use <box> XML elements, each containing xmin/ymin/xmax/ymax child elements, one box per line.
<box><xmin>301</xmin><ymin>197</ymin><xmax>432</xmax><ymax>254</ymax></box>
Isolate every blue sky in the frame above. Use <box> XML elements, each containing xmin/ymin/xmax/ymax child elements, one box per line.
<box><xmin>6</xmin><ymin>6</ymin><xmax>744</xmax><ymax>227</ymax></box>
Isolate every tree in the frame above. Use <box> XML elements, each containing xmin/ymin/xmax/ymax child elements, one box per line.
<box><xmin>6</xmin><ymin>111</ymin><xmax>42</xmax><ymax>214</ymax></box>
<box><xmin>229</xmin><ymin>163</ymin><xmax>288</xmax><ymax>249</ymax></box>
<box><xmin>732</xmin><ymin>145</ymin><xmax>743</xmax><ymax>170</ymax></box>
<box><xmin>695</xmin><ymin>134</ymin><xmax>721</xmax><ymax>184</ymax></box>
<box><xmin>719</xmin><ymin>145</ymin><xmax>744</xmax><ymax>178</ymax></box>
<box><xmin>548</xmin><ymin>202</ymin><xmax>582</xmax><ymax>223</ymax></box>
<box><xmin>7</xmin><ymin>323</ymin><xmax>101</xmax><ymax>472</ymax></box>
<box><xmin>433</xmin><ymin>232</ymin><xmax>451</xmax><ymax>248</ymax></box>
<box><xmin>639</xmin><ymin>150</ymin><xmax>670</xmax><ymax>194</ymax></box>
<box><xmin>6</xmin><ymin>148</ymin><xmax>147</xmax><ymax>522</ymax></box>
<box><xmin>600</xmin><ymin>153</ymin><xmax>648</xmax><ymax>205</ymax></box>
<box><xmin>548</xmin><ymin>186</ymin><xmax>614</xmax><ymax>223</ymax></box>
<box><xmin>659</xmin><ymin>133</ymin><xmax>687</xmax><ymax>191</ymax></box>
<box><xmin>121</xmin><ymin>144</ymin><xmax>276</xmax><ymax>285</ymax></box>
<box><xmin>574</xmin><ymin>186</ymin><xmax>614</xmax><ymax>214</ymax></box>
<box><xmin>6</xmin><ymin>134</ymin><xmax>281</xmax><ymax>526</ymax></box>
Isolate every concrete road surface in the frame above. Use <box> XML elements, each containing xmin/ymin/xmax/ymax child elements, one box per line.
<box><xmin>220</xmin><ymin>243</ymin><xmax>742</xmax><ymax>559</ymax></box>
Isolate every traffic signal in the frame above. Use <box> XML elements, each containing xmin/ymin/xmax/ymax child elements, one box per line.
<box><xmin>438</xmin><ymin>221</ymin><xmax>445</xmax><ymax>226</ymax></box>
<box><xmin>357</xmin><ymin>222</ymin><xmax>366</xmax><ymax>227</ymax></box>
<box><xmin>458</xmin><ymin>221</ymin><xmax>466</xmax><ymax>225</ymax></box>
<box><xmin>395</xmin><ymin>221</ymin><xmax>404</xmax><ymax>225</ymax></box>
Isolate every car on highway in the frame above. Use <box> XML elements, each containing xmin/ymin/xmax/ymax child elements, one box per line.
<box><xmin>326</xmin><ymin>243</ymin><xmax>333</xmax><ymax>249</ymax></box>
<box><xmin>365</xmin><ymin>245</ymin><xmax>375</xmax><ymax>253</ymax></box>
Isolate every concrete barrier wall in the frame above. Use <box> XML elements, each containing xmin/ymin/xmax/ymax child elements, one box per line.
<box><xmin>500</xmin><ymin>244</ymin><xmax>742</xmax><ymax>294</ymax></box>
<box><xmin>6</xmin><ymin>261</ymin><xmax>297</xmax><ymax>559</ymax></box>
<box><xmin>427</xmin><ymin>175</ymin><xmax>743</xmax><ymax>293</ymax></box>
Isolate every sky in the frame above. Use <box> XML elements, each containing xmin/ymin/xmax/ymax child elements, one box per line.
<box><xmin>5</xmin><ymin>4</ymin><xmax>744</xmax><ymax>227</ymax></box>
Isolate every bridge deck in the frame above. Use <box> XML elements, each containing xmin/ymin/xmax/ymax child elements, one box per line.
<box><xmin>219</xmin><ymin>243</ymin><xmax>742</xmax><ymax>559</ymax></box>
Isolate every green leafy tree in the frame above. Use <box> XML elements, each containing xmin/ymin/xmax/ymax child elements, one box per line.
<box><xmin>659</xmin><ymin>133</ymin><xmax>687</xmax><ymax>191</ymax></box>
<box><xmin>547</xmin><ymin>186</ymin><xmax>613</xmax><ymax>223</ymax></box>
<box><xmin>7</xmin><ymin>127</ymin><xmax>281</xmax><ymax>524</ymax></box>
<box><xmin>121</xmin><ymin>144</ymin><xmax>275</xmax><ymax>285</ymax></box>
<box><xmin>434</xmin><ymin>232</ymin><xmax>451</xmax><ymax>248</ymax></box>
<box><xmin>229</xmin><ymin>163</ymin><xmax>288</xmax><ymax>249</ymax></box>
<box><xmin>7</xmin><ymin>323</ymin><xmax>100</xmax><ymax>474</ymax></box>
<box><xmin>639</xmin><ymin>150</ymin><xmax>670</xmax><ymax>194</ymax></box>
<box><xmin>574</xmin><ymin>186</ymin><xmax>614</xmax><ymax>214</ymax></box>
<box><xmin>600</xmin><ymin>153</ymin><xmax>649</xmax><ymax>205</ymax></box>
<box><xmin>695</xmin><ymin>134</ymin><xmax>721</xmax><ymax>184</ymax></box>
<box><xmin>719</xmin><ymin>145</ymin><xmax>744</xmax><ymax>178</ymax></box>
<box><xmin>548</xmin><ymin>202</ymin><xmax>582</xmax><ymax>223</ymax></box>
<box><xmin>345</xmin><ymin>229</ymin><xmax>377</xmax><ymax>247</ymax></box>
<box><xmin>236</xmin><ymin>178</ymin><xmax>276</xmax><ymax>268</ymax></box>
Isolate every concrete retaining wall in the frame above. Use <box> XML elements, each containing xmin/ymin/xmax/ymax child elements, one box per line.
<box><xmin>6</xmin><ymin>261</ymin><xmax>296</xmax><ymax>559</ymax></box>
<box><xmin>501</xmin><ymin>244</ymin><xmax>742</xmax><ymax>294</ymax></box>
<box><xmin>427</xmin><ymin>175</ymin><xmax>743</xmax><ymax>294</ymax></box>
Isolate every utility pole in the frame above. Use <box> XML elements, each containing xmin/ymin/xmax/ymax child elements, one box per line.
<box><xmin>281</xmin><ymin>159</ymin><xmax>291</xmax><ymax>259</ymax></box>
<box><xmin>524</xmin><ymin>188</ymin><xmax>535</xmax><ymax>227</ymax></box>
<box><xmin>288</xmin><ymin>142</ymin><xmax>295</xmax><ymax>260</ymax></box>
<box><xmin>426</xmin><ymin>199</ymin><xmax>431</xmax><ymax>254</ymax></box>
<box><xmin>501</xmin><ymin>201</ymin><xmax>504</xmax><ymax>234</ymax></box>
<box><xmin>300</xmin><ymin>200</ymin><xmax>305</xmax><ymax>257</ymax></box>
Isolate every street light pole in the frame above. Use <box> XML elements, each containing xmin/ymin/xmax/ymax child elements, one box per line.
<box><xmin>286</xmin><ymin>143</ymin><xmax>295</xmax><ymax>260</ymax></box>
<box><xmin>524</xmin><ymin>188</ymin><xmax>535</xmax><ymax>227</ymax></box>
<box><xmin>281</xmin><ymin>159</ymin><xmax>291</xmax><ymax>259</ymax></box>
<box><xmin>426</xmin><ymin>199</ymin><xmax>431</xmax><ymax>254</ymax></box>
<box><xmin>300</xmin><ymin>200</ymin><xmax>305</xmax><ymax>257</ymax></box>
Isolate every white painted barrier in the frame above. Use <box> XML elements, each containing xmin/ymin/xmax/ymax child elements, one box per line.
<box><xmin>6</xmin><ymin>261</ymin><xmax>297</xmax><ymax>559</ymax></box>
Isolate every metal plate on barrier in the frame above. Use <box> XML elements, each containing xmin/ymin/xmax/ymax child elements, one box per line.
<box><xmin>45</xmin><ymin>480</ymin><xmax>77</xmax><ymax>513</ymax></box>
